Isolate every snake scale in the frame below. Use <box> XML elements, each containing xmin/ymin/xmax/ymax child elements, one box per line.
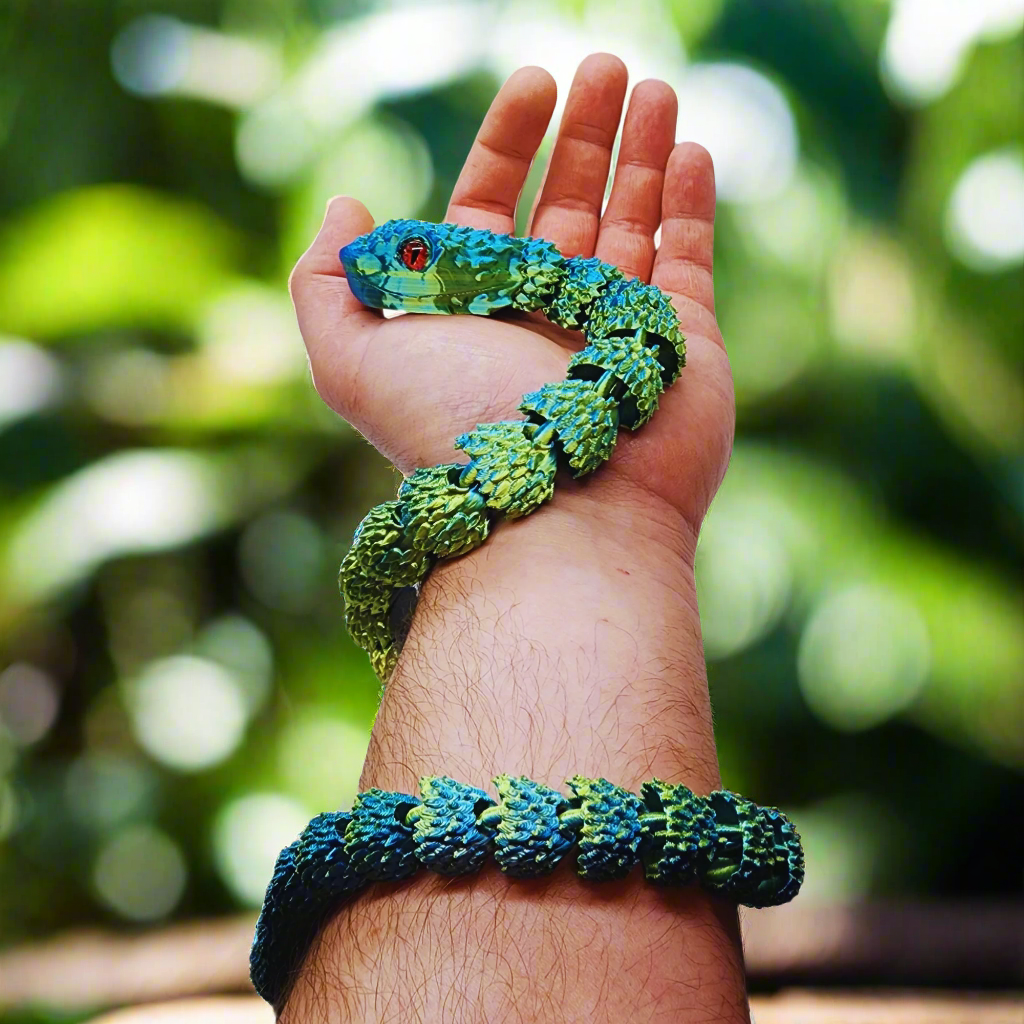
<box><xmin>338</xmin><ymin>219</ymin><xmax>685</xmax><ymax>679</ymax></box>
<box><xmin>250</xmin><ymin>231</ymin><xmax>808</xmax><ymax>1007</ymax></box>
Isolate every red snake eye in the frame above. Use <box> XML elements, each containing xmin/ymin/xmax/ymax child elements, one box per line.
<box><xmin>398</xmin><ymin>237</ymin><xmax>430</xmax><ymax>271</ymax></box>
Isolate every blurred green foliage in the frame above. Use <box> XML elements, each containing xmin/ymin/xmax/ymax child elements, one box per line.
<box><xmin>0</xmin><ymin>0</ymin><xmax>1021</xmax><ymax>1014</ymax></box>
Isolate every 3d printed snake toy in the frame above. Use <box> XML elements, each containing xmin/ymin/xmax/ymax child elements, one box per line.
<box><xmin>249</xmin><ymin>223</ymin><xmax>805</xmax><ymax>1010</ymax></box>
<box><xmin>336</xmin><ymin>219</ymin><xmax>686</xmax><ymax>681</ymax></box>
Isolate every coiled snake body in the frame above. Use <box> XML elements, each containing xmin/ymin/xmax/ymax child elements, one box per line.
<box><xmin>249</xmin><ymin>238</ymin><xmax>809</xmax><ymax>1008</ymax></box>
<box><xmin>339</xmin><ymin>219</ymin><xmax>685</xmax><ymax>679</ymax></box>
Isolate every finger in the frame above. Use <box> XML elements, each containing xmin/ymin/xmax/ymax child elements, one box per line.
<box><xmin>651</xmin><ymin>142</ymin><xmax>719</xmax><ymax>337</ymax></box>
<box><xmin>594</xmin><ymin>79</ymin><xmax>677</xmax><ymax>281</ymax></box>
<box><xmin>289</xmin><ymin>196</ymin><xmax>380</xmax><ymax>375</ymax></box>
<box><xmin>529</xmin><ymin>52</ymin><xmax>628</xmax><ymax>257</ymax></box>
<box><xmin>446</xmin><ymin>66</ymin><xmax>557</xmax><ymax>233</ymax></box>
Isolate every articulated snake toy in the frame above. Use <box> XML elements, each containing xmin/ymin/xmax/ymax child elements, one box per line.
<box><xmin>338</xmin><ymin>219</ymin><xmax>685</xmax><ymax>680</ymax></box>
<box><xmin>247</xmin><ymin>221</ymin><xmax>806</xmax><ymax>1008</ymax></box>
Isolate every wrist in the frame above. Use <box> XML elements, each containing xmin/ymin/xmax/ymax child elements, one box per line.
<box><xmin>363</xmin><ymin>475</ymin><xmax>720</xmax><ymax>796</ymax></box>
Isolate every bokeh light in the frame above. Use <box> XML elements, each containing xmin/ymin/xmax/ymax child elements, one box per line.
<box><xmin>674</xmin><ymin>63</ymin><xmax>797</xmax><ymax>203</ymax></box>
<box><xmin>276</xmin><ymin>715</ymin><xmax>369</xmax><ymax>812</ymax></box>
<box><xmin>212</xmin><ymin>793</ymin><xmax>309</xmax><ymax>907</ymax></box>
<box><xmin>0</xmin><ymin>339</ymin><xmax>63</xmax><ymax>427</ymax></box>
<box><xmin>490</xmin><ymin>0</ymin><xmax>686</xmax><ymax>114</ymax></box>
<box><xmin>5</xmin><ymin>451</ymin><xmax>227</xmax><ymax>602</ymax></box>
<box><xmin>111</xmin><ymin>15</ymin><xmax>282</xmax><ymax>108</ymax></box>
<box><xmin>82</xmin><ymin>349</ymin><xmax>173</xmax><ymax>427</ymax></box>
<box><xmin>798</xmin><ymin>585</ymin><xmax>931</xmax><ymax>733</ymax></box>
<box><xmin>128</xmin><ymin>656</ymin><xmax>248</xmax><ymax>772</ymax></box>
<box><xmin>92</xmin><ymin>824</ymin><xmax>187</xmax><ymax>922</ymax></box>
<box><xmin>0</xmin><ymin>663</ymin><xmax>60</xmax><ymax>746</ymax></box>
<box><xmin>828</xmin><ymin>234</ymin><xmax>917</xmax><ymax>361</ymax></box>
<box><xmin>233</xmin><ymin>97</ymin><xmax>320</xmax><ymax>189</ymax></box>
<box><xmin>794</xmin><ymin>794</ymin><xmax>907</xmax><ymax>901</ymax></box>
<box><xmin>193</xmin><ymin>616</ymin><xmax>275</xmax><ymax>718</ymax></box>
<box><xmin>881</xmin><ymin>0</ymin><xmax>1024</xmax><ymax>104</ymax></box>
<box><xmin>290</xmin><ymin>2</ymin><xmax>487</xmax><ymax>129</ymax></box>
<box><xmin>199</xmin><ymin>286</ymin><xmax>306</xmax><ymax>386</ymax></box>
<box><xmin>735</xmin><ymin>164</ymin><xmax>845</xmax><ymax>276</ymax></box>
<box><xmin>945</xmin><ymin>149</ymin><xmax>1024</xmax><ymax>272</ymax></box>
<box><xmin>696</xmin><ymin>506</ymin><xmax>794</xmax><ymax>660</ymax></box>
<box><xmin>65</xmin><ymin>753</ymin><xmax>156</xmax><ymax>830</ymax></box>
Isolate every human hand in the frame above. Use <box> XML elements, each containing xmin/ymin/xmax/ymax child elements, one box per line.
<box><xmin>285</xmin><ymin>52</ymin><xmax>735</xmax><ymax>800</ymax></box>
<box><xmin>289</xmin><ymin>53</ymin><xmax>732</xmax><ymax>552</ymax></box>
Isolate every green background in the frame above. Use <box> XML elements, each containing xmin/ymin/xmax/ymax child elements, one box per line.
<box><xmin>0</xmin><ymin>0</ymin><xmax>1021</xmax><ymax>1017</ymax></box>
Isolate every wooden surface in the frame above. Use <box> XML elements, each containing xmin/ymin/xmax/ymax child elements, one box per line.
<box><xmin>742</xmin><ymin>900</ymin><xmax>1024</xmax><ymax>984</ymax></box>
<box><xmin>85</xmin><ymin>992</ymin><xmax>1024</xmax><ymax>1024</ymax></box>
<box><xmin>2</xmin><ymin>901</ymin><xmax>1021</xmax><ymax>1015</ymax></box>
<box><xmin>89</xmin><ymin>999</ymin><xmax>272</xmax><ymax>1024</ymax></box>
<box><xmin>0</xmin><ymin>916</ymin><xmax>253</xmax><ymax>1011</ymax></box>
<box><xmin>749</xmin><ymin>991</ymin><xmax>1024</xmax><ymax>1023</ymax></box>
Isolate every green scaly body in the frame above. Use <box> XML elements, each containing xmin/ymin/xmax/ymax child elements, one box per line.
<box><xmin>249</xmin><ymin>239</ymin><xmax>808</xmax><ymax>1010</ymax></box>
<box><xmin>338</xmin><ymin>219</ymin><xmax>685</xmax><ymax>679</ymax></box>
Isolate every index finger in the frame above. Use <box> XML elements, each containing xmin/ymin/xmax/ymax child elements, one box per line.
<box><xmin>446</xmin><ymin>66</ymin><xmax>557</xmax><ymax>234</ymax></box>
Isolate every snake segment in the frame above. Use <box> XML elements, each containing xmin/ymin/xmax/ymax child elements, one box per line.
<box><xmin>338</xmin><ymin>220</ymin><xmax>685</xmax><ymax>680</ymax></box>
<box><xmin>250</xmin><ymin>775</ymin><xmax>804</xmax><ymax>1010</ymax></box>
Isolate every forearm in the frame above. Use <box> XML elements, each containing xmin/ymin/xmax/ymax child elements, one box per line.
<box><xmin>283</xmin><ymin>481</ymin><xmax>749</xmax><ymax>1023</ymax></box>
<box><xmin>370</xmin><ymin>477</ymin><xmax>719</xmax><ymax>789</ymax></box>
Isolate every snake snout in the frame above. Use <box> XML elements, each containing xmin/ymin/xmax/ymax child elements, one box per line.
<box><xmin>339</xmin><ymin>242</ymin><xmax>389</xmax><ymax>308</ymax></box>
<box><xmin>339</xmin><ymin>242</ymin><xmax>382</xmax><ymax>277</ymax></box>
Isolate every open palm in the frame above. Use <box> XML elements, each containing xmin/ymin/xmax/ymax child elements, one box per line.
<box><xmin>290</xmin><ymin>54</ymin><xmax>734</xmax><ymax>540</ymax></box>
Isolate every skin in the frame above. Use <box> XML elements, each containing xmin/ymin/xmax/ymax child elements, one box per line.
<box><xmin>284</xmin><ymin>54</ymin><xmax>746</xmax><ymax>1024</ymax></box>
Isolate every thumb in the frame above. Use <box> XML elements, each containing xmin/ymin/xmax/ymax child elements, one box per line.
<box><xmin>288</xmin><ymin>196</ymin><xmax>382</xmax><ymax>416</ymax></box>
<box><xmin>289</xmin><ymin>196</ymin><xmax>381</xmax><ymax>351</ymax></box>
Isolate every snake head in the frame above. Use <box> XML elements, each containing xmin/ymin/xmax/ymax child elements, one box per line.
<box><xmin>339</xmin><ymin>219</ymin><xmax>563</xmax><ymax>315</ymax></box>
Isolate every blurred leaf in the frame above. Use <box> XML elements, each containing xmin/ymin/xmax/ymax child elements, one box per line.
<box><xmin>706</xmin><ymin>445</ymin><xmax>1024</xmax><ymax>769</ymax></box>
<box><xmin>0</xmin><ymin>185</ymin><xmax>242</xmax><ymax>338</ymax></box>
<box><xmin>0</xmin><ymin>444</ymin><xmax>321</xmax><ymax>624</ymax></box>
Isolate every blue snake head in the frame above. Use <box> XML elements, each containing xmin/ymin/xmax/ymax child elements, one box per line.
<box><xmin>339</xmin><ymin>219</ymin><xmax>563</xmax><ymax>315</ymax></box>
